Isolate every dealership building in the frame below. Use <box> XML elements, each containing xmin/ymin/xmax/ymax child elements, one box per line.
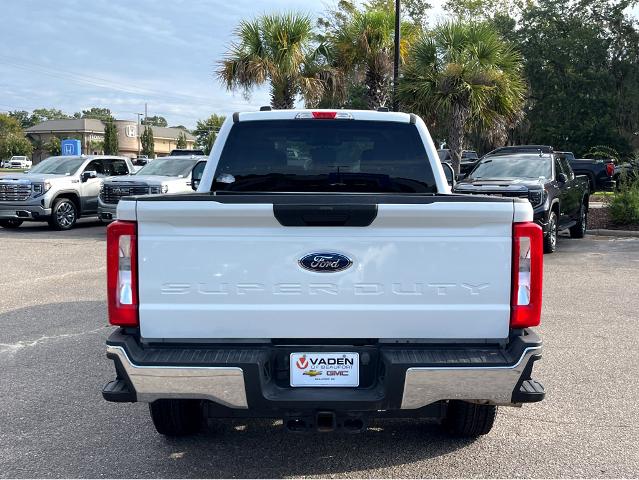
<box><xmin>25</xmin><ymin>119</ymin><xmax>196</xmax><ymax>163</ymax></box>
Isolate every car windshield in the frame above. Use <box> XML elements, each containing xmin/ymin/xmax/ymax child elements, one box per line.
<box><xmin>469</xmin><ymin>155</ymin><xmax>552</xmax><ymax>179</ymax></box>
<box><xmin>135</xmin><ymin>158</ymin><xmax>198</xmax><ymax>177</ymax></box>
<box><xmin>28</xmin><ymin>156</ymin><xmax>85</xmax><ymax>175</ymax></box>
<box><xmin>213</xmin><ymin>120</ymin><xmax>437</xmax><ymax>194</ymax></box>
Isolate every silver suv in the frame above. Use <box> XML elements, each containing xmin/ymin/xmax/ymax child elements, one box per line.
<box><xmin>0</xmin><ymin>155</ymin><xmax>134</xmax><ymax>230</ymax></box>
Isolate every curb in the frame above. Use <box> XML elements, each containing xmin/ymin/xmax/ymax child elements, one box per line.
<box><xmin>587</xmin><ymin>229</ymin><xmax>639</xmax><ymax>237</ymax></box>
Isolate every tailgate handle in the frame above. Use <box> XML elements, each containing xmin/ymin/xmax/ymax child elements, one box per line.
<box><xmin>273</xmin><ymin>204</ymin><xmax>377</xmax><ymax>227</ymax></box>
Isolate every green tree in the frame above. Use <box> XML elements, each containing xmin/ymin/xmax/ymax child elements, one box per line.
<box><xmin>8</xmin><ymin>110</ymin><xmax>33</xmax><ymax>129</ymax></box>
<box><xmin>141</xmin><ymin>126</ymin><xmax>154</xmax><ymax>158</ymax></box>
<box><xmin>399</xmin><ymin>21</ymin><xmax>526</xmax><ymax>174</ymax></box>
<box><xmin>103</xmin><ymin>119</ymin><xmax>119</xmax><ymax>155</ymax></box>
<box><xmin>506</xmin><ymin>0</ymin><xmax>639</xmax><ymax>155</ymax></box>
<box><xmin>142</xmin><ymin>115</ymin><xmax>168</xmax><ymax>127</ymax></box>
<box><xmin>45</xmin><ymin>137</ymin><xmax>61</xmax><ymax>156</ymax></box>
<box><xmin>194</xmin><ymin>114</ymin><xmax>226</xmax><ymax>154</ymax></box>
<box><xmin>175</xmin><ymin>131</ymin><xmax>187</xmax><ymax>149</ymax></box>
<box><xmin>88</xmin><ymin>140</ymin><xmax>104</xmax><ymax>154</ymax></box>
<box><xmin>0</xmin><ymin>113</ymin><xmax>23</xmax><ymax>136</ymax></box>
<box><xmin>81</xmin><ymin>107</ymin><xmax>113</xmax><ymax>122</ymax></box>
<box><xmin>367</xmin><ymin>0</ymin><xmax>432</xmax><ymax>26</ymax></box>
<box><xmin>444</xmin><ymin>0</ymin><xmax>516</xmax><ymax>19</ymax></box>
<box><xmin>218</xmin><ymin>13</ymin><xmax>326</xmax><ymax>108</ymax></box>
<box><xmin>29</xmin><ymin>108</ymin><xmax>72</xmax><ymax>125</ymax></box>
<box><xmin>320</xmin><ymin>3</ymin><xmax>420</xmax><ymax>108</ymax></box>
<box><xmin>0</xmin><ymin>133</ymin><xmax>33</xmax><ymax>160</ymax></box>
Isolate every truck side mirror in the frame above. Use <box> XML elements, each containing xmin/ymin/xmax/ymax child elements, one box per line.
<box><xmin>557</xmin><ymin>173</ymin><xmax>568</xmax><ymax>184</ymax></box>
<box><xmin>82</xmin><ymin>170</ymin><xmax>97</xmax><ymax>182</ymax></box>
<box><xmin>191</xmin><ymin>179</ymin><xmax>200</xmax><ymax>191</ymax></box>
<box><xmin>441</xmin><ymin>162</ymin><xmax>456</xmax><ymax>188</ymax></box>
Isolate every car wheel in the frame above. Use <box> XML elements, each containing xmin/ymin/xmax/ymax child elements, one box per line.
<box><xmin>48</xmin><ymin>198</ymin><xmax>78</xmax><ymax>230</ymax></box>
<box><xmin>149</xmin><ymin>399</ymin><xmax>203</xmax><ymax>436</ymax></box>
<box><xmin>0</xmin><ymin>219</ymin><xmax>23</xmax><ymax>229</ymax></box>
<box><xmin>543</xmin><ymin>211</ymin><xmax>558</xmax><ymax>254</ymax></box>
<box><xmin>569</xmin><ymin>204</ymin><xmax>587</xmax><ymax>239</ymax></box>
<box><xmin>442</xmin><ymin>401</ymin><xmax>497</xmax><ymax>437</ymax></box>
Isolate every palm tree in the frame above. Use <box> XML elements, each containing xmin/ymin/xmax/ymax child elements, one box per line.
<box><xmin>399</xmin><ymin>21</ymin><xmax>526</xmax><ymax>175</ymax></box>
<box><xmin>217</xmin><ymin>13</ymin><xmax>325</xmax><ymax>109</ymax></box>
<box><xmin>327</xmin><ymin>8</ymin><xmax>419</xmax><ymax>109</ymax></box>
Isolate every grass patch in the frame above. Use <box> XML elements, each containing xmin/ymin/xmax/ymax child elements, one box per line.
<box><xmin>0</xmin><ymin>168</ymin><xmax>25</xmax><ymax>173</ymax></box>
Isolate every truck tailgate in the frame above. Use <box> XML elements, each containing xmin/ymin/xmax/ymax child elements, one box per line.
<box><xmin>134</xmin><ymin>197</ymin><xmax>516</xmax><ymax>341</ymax></box>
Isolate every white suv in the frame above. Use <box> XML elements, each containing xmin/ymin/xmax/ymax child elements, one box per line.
<box><xmin>7</xmin><ymin>156</ymin><xmax>32</xmax><ymax>169</ymax></box>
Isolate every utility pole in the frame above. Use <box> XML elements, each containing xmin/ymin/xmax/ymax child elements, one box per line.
<box><xmin>136</xmin><ymin>113</ymin><xmax>143</xmax><ymax>157</ymax></box>
<box><xmin>392</xmin><ymin>0</ymin><xmax>401</xmax><ymax>112</ymax></box>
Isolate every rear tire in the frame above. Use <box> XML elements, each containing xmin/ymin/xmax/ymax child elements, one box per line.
<box><xmin>443</xmin><ymin>401</ymin><xmax>497</xmax><ymax>437</ymax></box>
<box><xmin>543</xmin><ymin>211</ymin><xmax>558</xmax><ymax>254</ymax></box>
<box><xmin>149</xmin><ymin>399</ymin><xmax>203</xmax><ymax>436</ymax></box>
<box><xmin>569</xmin><ymin>204</ymin><xmax>587</xmax><ymax>239</ymax></box>
<box><xmin>0</xmin><ymin>219</ymin><xmax>23</xmax><ymax>229</ymax></box>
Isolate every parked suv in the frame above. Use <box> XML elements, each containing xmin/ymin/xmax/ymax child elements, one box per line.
<box><xmin>0</xmin><ymin>155</ymin><xmax>134</xmax><ymax>230</ymax></box>
<box><xmin>455</xmin><ymin>147</ymin><xmax>590</xmax><ymax>253</ymax></box>
<box><xmin>98</xmin><ymin>155</ymin><xmax>207</xmax><ymax>221</ymax></box>
<box><xmin>7</xmin><ymin>156</ymin><xmax>32</xmax><ymax>169</ymax></box>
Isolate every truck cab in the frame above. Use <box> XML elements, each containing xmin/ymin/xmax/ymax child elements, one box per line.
<box><xmin>102</xmin><ymin>110</ymin><xmax>545</xmax><ymax>438</ymax></box>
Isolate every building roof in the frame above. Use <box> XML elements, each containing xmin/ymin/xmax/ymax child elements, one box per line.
<box><xmin>26</xmin><ymin>119</ymin><xmax>196</xmax><ymax>141</ymax></box>
<box><xmin>141</xmin><ymin>125</ymin><xmax>196</xmax><ymax>141</ymax></box>
<box><xmin>25</xmin><ymin>118</ymin><xmax>105</xmax><ymax>133</ymax></box>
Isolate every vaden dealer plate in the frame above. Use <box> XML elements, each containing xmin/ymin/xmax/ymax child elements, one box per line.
<box><xmin>290</xmin><ymin>352</ymin><xmax>359</xmax><ymax>387</ymax></box>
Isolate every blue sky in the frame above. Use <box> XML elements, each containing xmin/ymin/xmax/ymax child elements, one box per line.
<box><xmin>0</xmin><ymin>0</ymin><xmax>339</xmax><ymax>127</ymax></box>
<box><xmin>1</xmin><ymin>0</ymin><xmax>635</xmax><ymax>128</ymax></box>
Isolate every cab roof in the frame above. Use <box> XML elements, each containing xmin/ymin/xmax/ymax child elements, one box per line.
<box><xmin>232</xmin><ymin>109</ymin><xmax>417</xmax><ymax>124</ymax></box>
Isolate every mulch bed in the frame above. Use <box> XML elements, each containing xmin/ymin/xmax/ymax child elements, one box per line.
<box><xmin>588</xmin><ymin>205</ymin><xmax>639</xmax><ymax>231</ymax></box>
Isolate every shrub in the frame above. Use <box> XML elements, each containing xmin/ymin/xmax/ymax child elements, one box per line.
<box><xmin>609</xmin><ymin>179</ymin><xmax>639</xmax><ymax>225</ymax></box>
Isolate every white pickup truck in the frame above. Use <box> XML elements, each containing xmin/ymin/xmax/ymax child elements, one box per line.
<box><xmin>102</xmin><ymin>109</ymin><xmax>545</xmax><ymax>438</ymax></box>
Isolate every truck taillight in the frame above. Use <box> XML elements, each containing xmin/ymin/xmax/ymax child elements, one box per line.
<box><xmin>511</xmin><ymin>222</ymin><xmax>543</xmax><ymax>328</ymax></box>
<box><xmin>605</xmin><ymin>162</ymin><xmax>615</xmax><ymax>177</ymax></box>
<box><xmin>107</xmin><ymin>220</ymin><xmax>138</xmax><ymax>327</ymax></box>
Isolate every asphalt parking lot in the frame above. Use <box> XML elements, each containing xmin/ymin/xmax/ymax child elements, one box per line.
<box><xmin>1</xmin><ymin>222</ymin><xmax>638</xmax><ymax>478</ymax></box>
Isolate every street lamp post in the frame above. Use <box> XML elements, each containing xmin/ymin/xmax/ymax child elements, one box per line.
<box><xmin>392</xmin><ymin>0</ymin><xmax>401</xmax><ymax>112</ymax></box>
<box><xmin>136</xmin><ymin>113</ymin><xmax>143</xmax><ymax>157</ymax></box>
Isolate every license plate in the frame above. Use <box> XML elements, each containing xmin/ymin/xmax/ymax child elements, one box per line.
<box><xmin>290</xmin><ymin>352</ymin><xmax>359</xmax><ymax>387</ymax></box>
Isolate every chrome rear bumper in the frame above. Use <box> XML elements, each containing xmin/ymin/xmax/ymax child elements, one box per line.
<box><xmin>104</xmin><ymin>330</ymin><xmax>543</xmax><ymax>412</ymax></box>
<box><xmin>107</xmin><ymin>345</ymin><xmax>248</xmax><ymax>408</ymax></box>
<box><xmin>401</xmin><ymin>346</ymin><xmax>541</xmax><ymax>408</ymax></box>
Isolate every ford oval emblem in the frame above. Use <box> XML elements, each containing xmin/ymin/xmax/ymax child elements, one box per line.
<box><xmin>299</xmin><ymin>252</ymin><xmax>353</xmax><ymax>273</ymax></box>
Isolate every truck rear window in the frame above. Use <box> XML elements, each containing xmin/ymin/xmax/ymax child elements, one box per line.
<box><xmin>212</xmin><ymin>120</ymin><xmax>437</xmax><ymax>193</ymax></box>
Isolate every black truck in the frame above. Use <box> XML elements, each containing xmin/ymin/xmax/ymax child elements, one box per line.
<box><xmin>454</xmin><ymin>147</ymin><xmax>590</xmax><ymax>253</ymax></box>
<box><xmin>554</xmin><ymin>151</ymin><xmax>616</xmax><ymax>192</ymax></box>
